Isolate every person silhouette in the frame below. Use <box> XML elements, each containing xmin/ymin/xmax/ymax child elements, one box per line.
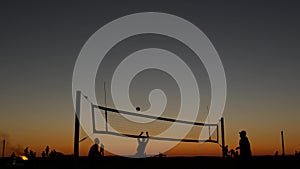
<box><xmin>10</xmin><ymin>152</ymin><xmax>16</xmax><ymax>158</ymax></box>
<box><xmin>135</xmin><ymin>131</ymin><xmax>150</xmax><ymax>158</ymax></box>
<box><xmin>45</xmin><ymin>146</ymin><xmax>49</xmax><ymax>157</ymax></box>
<box><xmin>155</xmin><ymin>152</ymin><xmax>166</xmax><ymax>157</ymax></box>
<box><xmin>10</xmin><ymin>152</ymin><xmax>16</xmax><ymax>165</ymax></box>
<box><xmin>49</xmin><ymin>149</ymin><xmax>57</xmax><ymax>158</ymax></box>
<box><xmin>236</xmin><ymin>130</ymin><xmax>252</xmax><ymax>159</ymax></box>
<box><xmin>229</xmin><ymin>149</ymin><xmax>236</xmax><ymax>158</ymax></box>
<box><xmin>42</xmin><ymin>151</ymin><xmax>46</xmax><ymax>158</ymax></box>
<box><xmin>88</xmin><ymin>138</ymin><xmax>101</xmax><ymax>167</ymax></box>
<box><xmin>100</xmin><ymin>143</ymin><xmax>104</xmax><ymax>157</ymax></box>
<box><xmin>223</xmin><ymin>145</ymin><xmax>229</xmax><ymax>157</ymax></box>
<box><xmin>24</xmin><ymin>147</ymin><xmax>29</xmax><ymax>157</ymax></box>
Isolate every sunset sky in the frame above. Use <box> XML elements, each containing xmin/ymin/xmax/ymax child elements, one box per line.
<box><xmin>1</xmin><ymin>0</ymin><xmax>300</xmax><ymax>157</ymax></box>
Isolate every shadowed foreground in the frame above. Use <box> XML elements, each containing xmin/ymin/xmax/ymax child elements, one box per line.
<box><xmin>0</xmin><ymin>155</ymin><xmax>299</xmax><ymax>169</ymax></box>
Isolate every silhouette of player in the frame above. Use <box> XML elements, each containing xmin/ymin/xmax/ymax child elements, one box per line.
<box><xmin>24</xmin><ymin>147</ymin><xmax>29</xmax><ymax>157</ymax></box>
<box><xmin>236</xmin><ymin>130</ymin><xmax>252</xmax><ymax>159</ymax></box>
<box><xmin>45</xmin><ymin>145</ymin><xmax>49</xmax><ymax>157</ymax></box>
<box><xmin>88</xmin><ymin>138</ymin><xmax>101</xmax><ymax>159</ymax></box>
<box><xmin>42</xmin><ymin>151</ymin><xmax>46</xmax><ymax>158</ymax></box>
<box><xmin>88</xmin><ymin>138</ymin><xmax>101</xmax><ymax>167</ymax></box>
<box><xmin>100</xmin><ymin>143</ymin><xmax>105</xmax><ymax>157</ymax></box>
<box><xmin>135</xmin><ymin>131</ymin><xmax>149</xmax><ymax>158</ymax></box>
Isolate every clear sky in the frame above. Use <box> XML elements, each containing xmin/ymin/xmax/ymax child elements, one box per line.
<box><xmin>0</xmin><ymin>0</ymin><xmax>300</xmax><ymax>157</ymax></box>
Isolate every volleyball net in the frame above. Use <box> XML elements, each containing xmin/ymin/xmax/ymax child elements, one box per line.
<box><xmin>90</xmin><ymin>104</ymin><xmax>221</xmax><ymax>144</ymax></box>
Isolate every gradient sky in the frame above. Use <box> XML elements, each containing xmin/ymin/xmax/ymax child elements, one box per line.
<box><xmin>0</xmin><ymin>0</ymin><xmax>300</xmax><ymax>157</ymax></box>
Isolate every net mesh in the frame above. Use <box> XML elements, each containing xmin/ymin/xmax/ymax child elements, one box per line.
<box><xmin>91</xmin><ymin>104</ymin><xmax>220</xmax><ymax>143</ymax></box>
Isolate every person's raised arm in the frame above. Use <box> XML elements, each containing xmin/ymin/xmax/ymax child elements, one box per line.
<box><xmin>139</xmin><ymin>131</ymin><xmax>143</xmax><ymax>137</ymax></box>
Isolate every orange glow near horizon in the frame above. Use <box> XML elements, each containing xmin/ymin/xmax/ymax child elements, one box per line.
<box><xmin>1</xmin><ymin>103</ymin><xmax>300</xmax><ymax>158</ymax></box>
<box><xmin>1</xmin><ymin>120</ymin><xmax>300</xmax><ymax>158</ymax></box>
<box><xmin>1</xmin><ymin>133</ymin><xmax>299</xmax><ymax>158</ymax></box>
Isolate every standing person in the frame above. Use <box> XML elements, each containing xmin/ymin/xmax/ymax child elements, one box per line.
<box><xmin>45</xmin><ymin>146</ymin><xmax>50</xmax><ymax>157</ymax></box>
<box><xmin>100</xmin><ymin>143</ymin><xmax>105</xmax><ymax>157</ymax></box>
<box><xmin>223</xmin><ymin>145</ymin><xmax>229</xmax><ymax>158</ymax></box>
<box><xmin>88</xmin><ymin>138</ymin><xmax>101</xmax><ymax>167</ymax></box>
<box><xmin>135</xmin><ymin>131</ymin><xmax>150</xmax><ymax>158</ymax></box>
<box><xmin>24</xmin><ymin>147</ymin><xmax>29</xmax><ymax>157</ymax></box>
<box><xmin>42</xmin><ymin>151</ymin><xmax>46</xmax><ymax>158</ymax></box>
<box><xmin>10</xmin><ymin>152</ymin><xmax>16</xmax><ymax>165</ymax></box>
<box><xmin>236</xmin><ymin>130</ymin><xmax>252</xmax><ymax>159</ymax></box>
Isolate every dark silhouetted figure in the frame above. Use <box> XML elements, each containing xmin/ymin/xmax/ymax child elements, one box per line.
<box><xmin>135</xmin><ymin>131</ymin><xmax>149</xmax><ymax>158</ymax></box>
<box><xmin>45</xmin><ymin>146</ymin><xmax>49</xmax><ymax>157</ymax></box>
<box><xmin>229</xmin><ymin>149</ymin><xmax>236</xmax><ymax>158</ymax></box>
<box><xmin>229</xmin><ymin>148</ymin><xmax>238</xmax><ymax>158</ymax></box>
<box><xmin>49</xmin><ymin>149</ymin><xmax>57</xmax><ymax>158</ymax></box>
<box><xmin>100</xmin><ymin>143</ymin><xmax>105</xmax><ymax>157</ymax></box>
<box><xmin>10</xmin><ymin>152</ymin><xmax>16</xmax><ymax>165</ymax></box>
<box><xmin>235</xmin><ymin>150</ymin><xmax>239</xmax><ymax>157</ymax></box>
<box><xmin>236</xmin><ymin>130</ymin><xmax>252</xmax><ymax>159</ymax></box>
<box><xmin>24</xmin><ymin>147</ymin><xmax>29</xmax><ymax>157</ymax></box>
<box><xmin>155</xmin><ymin>152</ymin><xmax>166</xmax><ymax>157</ymax></box>
<box><xmin>42</xmin><ymin>151</ymin><xmax>46</xmax><ymax>158</ymax></box>
<box><xmin>29</xmin><ymin>150</ymin><xmax>34</xmax><ymax>157</ymax></box>
<box><xmin>223</xmin><ymin>145</ymin><xmax>229</xmax><ymax>158</ymax></box>
<box><xmin>88</xmin><ymin>138</ymin><xmax>101</xmax><ymax>167</ymax></box>
<box><xmin>10</xmin><ymin>152</ymin><xmax>15</xmax><ymax>158</ymax></box>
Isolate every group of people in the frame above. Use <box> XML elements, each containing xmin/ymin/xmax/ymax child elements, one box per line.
<box><xmin>88</xmin><ymin>131</ymin><xmax>150</xmax><ymax>160</ymax></box>
<box><xmin>88</xmin><ymin>130</ymin><xmax>252</xmax><ymax>160</ymax></box>
<box><xmin>41</xmin><ymin>146</ymin><xmax>63</xmax><ymax>158</ymax></box>
<box><xmin>41</xmin><ymin>145</ymin><xmax>50</xmax><ymax>157</ymax></box>
<box><xmin>23</xmin><ymin>147</ymin><xmax>37</xmax><ymax>159</ymax></box>
<box><xmin>11</xmin><ymin>130</ymin><xmax>251</xmax><ymax>162</ymax></box>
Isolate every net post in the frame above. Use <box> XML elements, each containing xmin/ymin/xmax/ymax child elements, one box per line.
<box><xmin>104</xmin><ymin>82</ymin><xmax>108</xmax><ymax>132</ymax></box>
<box><xmin>105</xmin><ymin>110</ymin><xmax>108</xmax><ymax>132</ymax></box>
<box><xmin>74</xmin><ymin>90</ymin><xmax>81</xmax><ymax>160</ymax></box>
<box><xmin>91</xmin><ymin>103</ymin><xmax>96</xmax><ymax>133</ymax></box>
<box><xmin>216</xmin><ymin>125</ymin><xmax>219</xmax><ymax>143</ymax></box>
<box><xmin>221</xmin><ymin>117</ymin><xmax>226</xmax><ymax>158</ymax></box>
<box><xmin>281</xmin><ymin>130</ymin><xmax>285</xmax><ymax>156</ymax></box>
<box><xmin>2</xmin><ymin>139</ymin><xmax>5</xmax><ymax>158</ymax></box>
